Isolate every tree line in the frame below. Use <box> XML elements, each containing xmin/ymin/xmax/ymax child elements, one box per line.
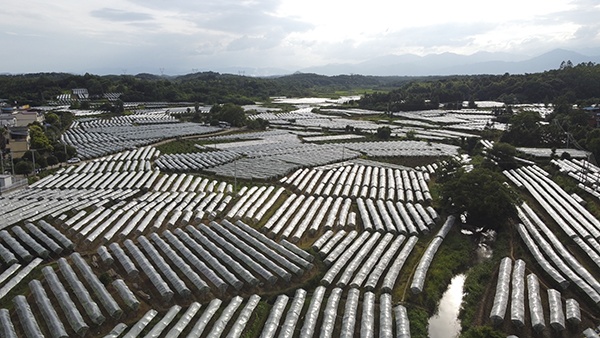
<box><xmin>358</xmin><ymin>62</ymin><xmax>600</xmax><ymax>111</ymax></box>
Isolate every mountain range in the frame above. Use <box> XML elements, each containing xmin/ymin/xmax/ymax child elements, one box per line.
<box><xmin>219</xmin><ymin>49</ymin><xmax>600</xmax><ymax>77</ymax></box>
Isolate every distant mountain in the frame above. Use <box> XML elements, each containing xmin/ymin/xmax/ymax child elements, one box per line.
<box><xmin>300</xmin><ymin>49</ymin><xmax>600</xmax><ymax>76</ymax></box>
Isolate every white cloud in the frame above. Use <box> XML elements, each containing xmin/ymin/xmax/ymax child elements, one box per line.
<box><xmin>0</xmin><ymin>0</ymin><xmax>598</xmax><ymax>74</ymax></box>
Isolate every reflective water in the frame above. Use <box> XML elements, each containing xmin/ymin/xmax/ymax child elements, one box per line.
<box><xmin>428</xmin><ymin>274</ymin><xmax>466</xmax><ymax>338</ymax></box>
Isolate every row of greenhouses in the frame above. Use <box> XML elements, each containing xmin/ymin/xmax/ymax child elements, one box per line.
<box><xmin>0</xmin><ymin>253</ymin><xmax>135</xmax><ymax>337</ymax></box>
<box><xmin>104</xmin><ymin>221</ymin><xmax>313</xmax><ymax>298</ymax></box>
<box><xmin>282</xmin><ymin>164</ymin><xmax>432</xmax><ymax>202</ymax></box>
<box><xmin>516</xmin><ymin>203</ymin><xmax>600</xmax><ymax>307</ymax></box>
<box><xmin>490</xmin><ymin>257</ymin><xmax>582</xmax><ymax>333</ymax></box>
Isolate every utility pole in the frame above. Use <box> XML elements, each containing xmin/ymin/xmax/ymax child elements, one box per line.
<box><xmin>10</xmin><ymin>151</ymin><xmax>14</xmax><ymax>176</ymax></box>
<box><xmin>234</xmin><ymin>159</ymin><xmax>237</xmax><ymax>194</ymax></box>
<box><xmin>31</xmin><ymin>149</ymin><xmax>36</xmax><ymax>177</ymax></box>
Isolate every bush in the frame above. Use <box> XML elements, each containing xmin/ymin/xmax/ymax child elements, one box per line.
<box><xmin>46</xmin><ymin>155</ymin><xmax>59</xmax><ymax>166</ymax></box>
<box><xmin>15</xmin><ymin>161</ymin><xmax>33</xmax><ymax>175</ymax></box>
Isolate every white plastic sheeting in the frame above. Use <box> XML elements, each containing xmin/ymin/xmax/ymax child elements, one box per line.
<box><xmin>394</xmin><ymin>305</ymin><xmax>411</xmax><ymax>338</ymax></box>
<box><xmin>366</xmin><ymin>235</ymin><xmax>407</xmax><ymax>291</ymax></box>
<box><xmin>199</xmin><ymin>223</ymin><xmax>279</xmax><ymax>284</ymax></box>
<box><xmin>320</xmin><ymin>288</ymin><xmax>342</xmax><ymax>338</ymax></box>
<box><xmin>144</xmin><ymin>305</ymin><xmax>181</xmax><ymax>338</ymax></box>
<box><xmin>12</xmin><ymin>226</ymin><xmax>49</xmax><ymax>259</ymax></box>
<box><xmin>165</xmin><ymin>302</ymin><xmax>202</xmax><ymax>337</ymax></box>
<box><xmin>510</xmin><ymin>259</ymin><xmax>526</xmax><ymax>327</ymax></box>
<box><xmin>71</xmin><ymin>252</ymin><xmax>123</xmax><ymax>319</ymax></box>
<box><xmin>350</xmin><ymin>233</ymin><xmax>394</xmax><ymax>288</ymax></box>
<box><xmin>109</xmin><ymin>243</ymin><xmax>139</xmax><ymax>279</ymax></box>
<box><xmin>381</xmin><ymin>236</ymin><xmax>418</xmax><ymax>293</ymax></box>
<box><xmin>527</xmin><ymin>273</ymin><xmax>546</xmax><ymax>332</ymax></box>
<box><xmin>171</xmin><ymin>229</ymin><xmax>243</xmax><ymax>290</ymax></box>
<box><xmin>518</xmin><ymin>203</ymin><xmax>600</xmax><ymax>305</ymax></box>
<box><xmin>42</xmin><ymin>266</ymin><xmax>89</xmax><ymax>336</ymax></box>
<box><xmin>103</xmin><ymin>323</ymin><xmax>128</xmax><ymax>338</ymax></box>
<box><xmin>29</xmin><ymin>279</ymin><xmax>69</xmax><ymax>338</ymax></box>
<box><xmin>122</xmin><ymin>309</ymin><xmax>157</xmax><ymax>338</ymax></box>
<box><xmin>361</xmin><ymin>291</ymin><xmax>375</xmax><ymax>338</ymax></box>
<box><xmin>490</xmin><ymin>257</ymin><xmax>512</xmax><ymax>324</ymax></box>
<box><xmin>206</xmin><ymin>296</ymin><xmax>243</xmax><ymax>337</ymax></box>
<box><xmin>97</xmin><ymin>245</ymin><xmax>114</xmax><ymax>266</ymax></box>
<box><xmin>565</xmin><ymin>298</ymin><xmax>581</xmax><ymax>326</ymax></box>
<box><xmin>220</xmin><ymin>220</ymin><xmax>304</xmax><ymax>276</ymax></box>
<box><xmin>112</xmin><ymin>279</ymin><xmax>140</xmax><ymax>312</ymax></box>
<box><xmin>39</xmin><ymin>220</ymin><xmax>74</xmax><ymax>250</ymax></box>
<box><xmin>0</xmin><ymin>264</ymin><xmax>20</xmax><ymax>285</ymax></box>
<box><xmin>323</xmin><ymin>230</ymin><xmax>359</xmax><ymax>265</ymax></box>
<box><xmin>435</xmin><ymin>215</ymin><xmax>455</xmax><ymax>239</ymax></box>
<box><xmin>410</xmin><ymin>237</ymin><xmax>443</xmax><ymax>294</ymax></box>
<box><xmin>0</xmin><ymin>257</ymin><xmax>43</xmax><ymax>299</ymax></box>
<box><xmin>299</xmin><ymin>286</ymin><xmax>326</xmax><ymax>338</ymax></box>
<box><xmin>321</xmin><ymin>232</ymin><xmax>380</xmax><ymax>286</ymax></box>
<box><xmin>515</xmin><ymin>223</ymin><xmax>569</xmax><ymax>289</ymax></box>
<box><xmin>227</xmin><ymin>294</ymin><xmax>261</xmax><ymax>338</ymax></box>
<box><xmin>317</xmin><ymin>230</ymin><xmax>347</xmax><ymax>257</ymax></box>
<box><xmin>234</xmin><ymin>220</ymin><xmax>313</xmax><ymax>269</ymax></box>
<box><xmin>0</xmin><ymin>230</ymin><xmax>32</xmax><ymax>262</ymax></box>
<box><xmin>259</xmin><ymin>295</ymin><xmax>289</xmax><ymax>338</ymax></box>
<box><xmin>279</xmin><ymin>289</ymin><xmax>307</xmax><ymax>338</ymax></box>
<box><xmin>340</xmin><ymin>288</ymin><xmax>360</xmax><ymax>338</ymax></box>
<box><xmin>13</xmin><ymin>295</ymin><xmax>44</xmax><ymax>338</ymax></box>
<box><xmin>149</xmin><ymin>233</ymin><xmax>211</xmax><ymax>294</ymax></box>
<box><xmin>209</xmin><ymin>222</ymin><xmax>292</xmax><ymax>282</ymax></box>
<box><xmin>379</xmin><ymin>293</ymin><xmax>393</xmax><ymax>338</ymax></box>
<box><xmin>124</xmin><ymin>239</ymin><xmax>174</xmax><ymax>302</ymax></box>
<box><xmin>0</xmin><ymin>308</ymin><xmax>17</xmax><ymax>338</ymax></box>
<box><xmin>548</xmin><ymin>289</ymin><xmax>565</xmax><ymax>331</ymax></box>
<box><xmin>57</xmin><ymin>258</ymin><xmax>105</xmax><ymax>325</ymax></box>
<box><xmin>187</xmin><ymin>298</ymin><xmax>222</xmax><ymax>338</ymax></box>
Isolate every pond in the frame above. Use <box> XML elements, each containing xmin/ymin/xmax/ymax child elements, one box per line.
<box><xmin>428</xmin><ymin>274</ymin><xmax>466</xmax><ymax>338</ymax></box>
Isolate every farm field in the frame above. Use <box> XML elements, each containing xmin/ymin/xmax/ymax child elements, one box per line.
<box><xmin>1</xmin><ymin>99</ymin><xmax>600</xmax><ymax>338</ymax></box>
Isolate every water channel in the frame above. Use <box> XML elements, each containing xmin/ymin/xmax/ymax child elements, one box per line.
<box><xmin>428</xmin><ymin>274</ymin><xmax>466</xmax><ymax>338</ymax></box>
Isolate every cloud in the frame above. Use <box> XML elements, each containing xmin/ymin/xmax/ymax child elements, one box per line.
<box><xmin>90</xmin><ymin>8</ymin><xmax>153</xmax><ymax>22</ymax></box>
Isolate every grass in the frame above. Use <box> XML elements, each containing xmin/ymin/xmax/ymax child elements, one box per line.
<box><xmin>405</xmin><ymin>228</ymin><xmax>475</xmax><ymax>312</ymax></box>
<box><xmin>240</xmin><ymin>301</ymin><xmax>271</xmax><ymax>338</ymax></box>
<box><xmin>155</xmin><ymin>139</ymin><xmax>202</xmax><ymax>154</ymax></box>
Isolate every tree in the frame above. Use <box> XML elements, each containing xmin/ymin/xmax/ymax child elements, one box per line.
<box><xmin>490</xmin><ymin>142</ymin><xmax>517</xmax><ymax>170</ymax></box>
<box><xmin>29</xmin><ymin>124</ymin><xmax>53</xmax><ymax>152</ymax></box>
<box><xmin>376</xmin><ymin>126</ymin><xmax>392</xmax><ymax>140</ymax></box>
<box><xmin>46</xmin><ymin>155</ymin><xmax>59</xmax><ymax>166</ymax></box>
<box><xmin>209</xmin><ymin>103</ymin><xmax>246</xmax><ymax>127</ymax></box>
<box><xmin>45</xmin><ymin>112</ymin><xmax>60</xmax><ymax>127</ymax></box>
<box><xmin>439</xmin><ymin>167</ymin><xmax>519</xmax><ymax>231</ymax></box>
<box><xmin>15</xmin><ymin>160</ymin><xmax>33</xmax><ymax>175</ymax></box>
<box><xmin>247</xmin><ymin>118</ymin><xmax>269</xmax><ymax>130</ymax></box>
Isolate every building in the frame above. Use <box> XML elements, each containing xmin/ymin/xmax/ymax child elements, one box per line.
<box><xmin>13</xmin><ymin>109</ymin><xmax>44</xmax><ymax>127</ymax></box>
<box><xmin>6</xmin><ymin>126</ymin><xmax>30</xmax><ymax>158</ymax></box>
<box><xmin>0</xmin><ymin>114</ymin><xmax>16</xmax><ymax>128</ymax></box>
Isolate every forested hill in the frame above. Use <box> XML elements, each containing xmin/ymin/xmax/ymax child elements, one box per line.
<box><xmin>0</xmin><ymin>72</ymin><xmax>414</xmax><ymax>105</ymax></box>
<box><xmin>359</xmin><ymin>62</ymin><xmax>600</xmax><ymax>111</ymax></box>
<box><xmin>0</xmin><ymin>62</ymin><xmax>598</xmax><ymax>106</ymax></box>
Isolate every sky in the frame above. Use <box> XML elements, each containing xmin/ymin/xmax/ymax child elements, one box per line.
<box><xmin>1</xmin><ymin>0</ymin><xmax>599</xmax><ymax>75</ymax></box>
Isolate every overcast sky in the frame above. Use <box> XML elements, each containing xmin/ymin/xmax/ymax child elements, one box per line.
<box><xmin>1</xmin><ymin>0</ymin><xmax>599</xmax><ymax>75</ymax></box>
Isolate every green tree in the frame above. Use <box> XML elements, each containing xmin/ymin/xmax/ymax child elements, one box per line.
<box><xmin>247</xmin><ymin>118</ymin><xmax>269</xmax><ymax>130</ymax></box>
<box><xmin>439</xmin><ymin>167</ymin><xmax>519</xmax><ymax>231</ymax></box>
<box><xmin>15</xmin><ymin>160</ymin><xmax>33</xmax><ymax>175</ymax></box>
<box><xmin>29</xmin><ymin>124</ymin><xmax>53</xmax><ymax>152</ymax></box>
<box><xmin>376</xmin><ymin>126</ymin><xmax>392</xmax><ymax>140</ymax></box>
<box><xmin>490</xmin><ymin>142</ymin><xmax>517</xmax><ymax>170</ymax></box>
<box><xmin>45</xmin><ymin>112</ymin><xmax>60</xmax><ymax>127</ymax></box>
<box><xmin>46</xmin><ymin>155</ymin><xmax>59</xmax><ymax>166</ymax></box>
<box><xmin>209</xmin><ymin>103</ymin><xmax>246</xmax><ymax>127</ymax></box>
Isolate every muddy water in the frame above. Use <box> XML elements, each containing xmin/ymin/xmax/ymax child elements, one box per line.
<box><xmin>428</xmin><ymin>274</ymin><xmax>466</xmax><ymax>338</ymax></box>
